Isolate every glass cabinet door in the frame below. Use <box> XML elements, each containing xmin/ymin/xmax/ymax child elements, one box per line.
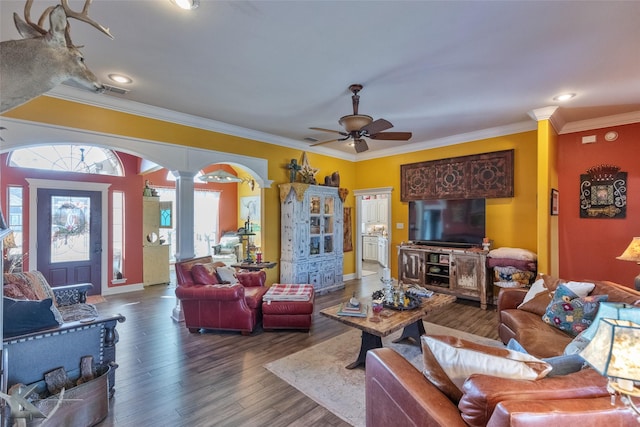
<box><xmin>308</xmin><ymin>194</ymin><xmax>335</xmax><ymax>256</ymax></box>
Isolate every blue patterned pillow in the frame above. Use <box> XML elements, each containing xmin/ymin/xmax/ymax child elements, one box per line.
<box><xmin>542</xmin><ymin>284</ymin><xmax>608</xmax><ymax>336</ymax></box>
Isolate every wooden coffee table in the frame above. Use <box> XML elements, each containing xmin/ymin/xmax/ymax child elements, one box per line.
<box><xmin>320</xmin><ymin>293</ymin><xmax>456</xmax><ymax>369</ymax></box>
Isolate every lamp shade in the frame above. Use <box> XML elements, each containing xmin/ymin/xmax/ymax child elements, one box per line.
<box><xmin>580</xmin><ymin>302</ymin><xmax>640</xmax><ymax>342</ymax></box>
<box><xmin>580</xmin><ymin>319</ymin><xmax>640</xmax><ymax>382</ymax></box>
<box><xmin>617</xmin><ymin>237</ymin><xmax>640</xmax><ymax>262</ymax></box>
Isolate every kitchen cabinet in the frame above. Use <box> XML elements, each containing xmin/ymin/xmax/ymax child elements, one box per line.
<box><xmin>378</xmin><ymin>237</ymin><xmax>388</xmax><ymax>267</ymax></box>
<box><xmin>363</xmin><ymin>236</ymin><xmax>378</xmax><ymax>261</ymax></box>
<box><xmin>363</xmin><ymin>197</ymin><xmax>388</xmax><ymax>224</ymax></box>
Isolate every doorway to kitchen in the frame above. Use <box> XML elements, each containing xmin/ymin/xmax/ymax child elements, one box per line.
<box><xmin>354</xmin><ymin>187</ymin><xmax>392</xmax><ymax>280</ymax></box>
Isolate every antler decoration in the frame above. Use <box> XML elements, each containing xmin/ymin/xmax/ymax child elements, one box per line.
<box><xmin>61</xmin><ymin>0</ymin><xmax>113</xmax><ymax>39</ymax></box>
<box><xmin>19</xmin><ymin>0</ymin><xmax>113</xmax><ymax>46</ymax></box>
<box><xmin>1</xmin><ymin>0</ymin><xmax>113</xmax><ymax>113</ymax></box>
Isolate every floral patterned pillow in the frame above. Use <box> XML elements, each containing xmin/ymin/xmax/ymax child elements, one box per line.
<box><xmin>542</xmin><ymin>284</ymin><xmax>608</xmax><ymax>336</ymax></box>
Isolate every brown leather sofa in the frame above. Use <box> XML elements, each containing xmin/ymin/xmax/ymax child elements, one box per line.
<box><xmin>365</xmin><ymin>278</ymin><xmax>640</xmax><ymax>426</ymax></box>
<box><xmin>498</xmin><ymin>277</ymin><xmax>640</xmax><ymax>358</ymax></box>
<box><xmin>174</xmin><ymin>256</ymin><xmax>268</xmax><ymax>335</ymax></box>
<box><xmin>366</xmin><ymin>348</ymin><xmax>635</xmax><ymax>427</ymax></box>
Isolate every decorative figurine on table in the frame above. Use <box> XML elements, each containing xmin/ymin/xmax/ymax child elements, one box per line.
<box><xmin>482</xmin><ymin>237</ymin><xmax>491</xmax><ymax>251</ymax></box>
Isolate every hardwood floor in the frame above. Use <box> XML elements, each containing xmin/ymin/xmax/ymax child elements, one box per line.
<box><xmin>96</xmin><ymin>275</ymin><xmax>499</xmax><ymax>426</ymax></box>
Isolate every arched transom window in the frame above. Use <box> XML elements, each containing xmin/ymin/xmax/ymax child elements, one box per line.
<box><xmin>8</xmin><ymin>145</ymin><xmax>124</xmax><ymax>176</ymax></box>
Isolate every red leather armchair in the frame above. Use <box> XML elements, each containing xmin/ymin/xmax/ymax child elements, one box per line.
<box><xmin>175</xmin><ymin>256</ymin><xmax>268</xmax><ymax>335</ymax></box>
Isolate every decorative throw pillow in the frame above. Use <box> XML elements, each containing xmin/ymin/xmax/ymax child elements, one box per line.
<box><xmin>421</xmin><ymin>337</ymin><xmax>464</xmax><ymax>404</ymax></box>
<box><xmin>3</xmin><ymin>271</ymin><xmax>56</xmax><ymax>303</ymax></box>
<box><xmin>563</xmin><ymin>330</ymin><xmax>591</xmax><ymax>355</ymax></box>
<box><xmin>191</xmin><ymin>263</ymin><xmax>221</xmax><ymax>285</ymax></box>
<box><xmin>421</xmin><ymin>335</ymin><xmax>551</xmax><ymax>391</ymax></box>
<box><xmin>507</xmin><ymin>339</ymin><xmax>586</xmax><ymax>377</ymax></box>
<box><xmin>542</xmin><ymin>284</ymin><xmax>608</xmax><ymax>336</ymax></box>
<box><xmin>518</xmin><ymin>276</ymin><xmax>596</xmax><ymax>316</ymax></box>
<box><xmin>3</xmin><ymin>282</ymin><xmax>28</xmax><ymax>299</ymax></box>
<box><xmin>216</xmin><ymin>266</ymin><xmax>239</xmax><ymax>284</ymax></box>
<box><xmin>3</xmin><ymin>297</ymin><xmax>63</xmax><ymax>337</ymax></box>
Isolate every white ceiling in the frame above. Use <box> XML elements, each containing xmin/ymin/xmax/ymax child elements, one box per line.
<box><xmin>2</xmin><ymin>1</ymin><xmax>639</xmax><ymax>160</ymax></box>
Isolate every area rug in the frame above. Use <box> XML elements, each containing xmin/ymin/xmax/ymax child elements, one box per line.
<box><xmin>264</xmin><ymin>323</ymin><xmax>501</xmax><ymax>427</ymax></box>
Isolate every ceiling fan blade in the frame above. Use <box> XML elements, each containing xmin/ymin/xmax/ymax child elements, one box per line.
<box><xmin>309</xmin><ymin>127</ymin><xmax>348</xmax><ymax>136</ymax></box>
<box><xmin>353</xmin><ymin>138</ymin><xmax>369</xmax><ymax>153</ymax></box>
<box><xmin>361</xmin><ymin>118</ymin><xmax>393</xmax><ymax>134</ymax></box>
<box><xmin>369</xmin><ymin>131</ymin><xmax>412</xmax><ymax>141</ymax></box>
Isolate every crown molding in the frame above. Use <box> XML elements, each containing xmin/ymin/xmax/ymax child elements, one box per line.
<box><xmin>46</xmin><ymin>86</ymin><xmax>639</xmax><ymax>161</ymax></box>
<box><xmin>558</xmin><ymin>110</ymin><xmax>640</xmax><ymax>134</ymax></box>
<box><xmin>46</xmin><ymin>85</ymin><xmax>357</xmax><ymax>162</ymax></box>
<box><xmin>355</xmin><ymin>120</ymin><xmax>537</xmax><ymax>161</ymax></box>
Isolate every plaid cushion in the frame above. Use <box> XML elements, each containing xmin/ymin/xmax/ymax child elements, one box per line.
<box><xmin>263</xmin><ymin>284</ymin><xmax>314</xmax><ymax>302</ymax></box>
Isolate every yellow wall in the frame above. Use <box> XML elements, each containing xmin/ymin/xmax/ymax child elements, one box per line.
<box><xmin>4</xmin><ymin>98</ymin><xmax>356</xmax><ymax>285</ymax></box>
<box><xmin>5</xmin><ymin>97</ymin><xmax>539</xmax><ymax>283</ymax></box>
<box><xmin>535</xmin><ymin>120</ymin><xmax>559</xmax><ymax>275</ymax></box>
<box><xmin>354</xmin><ymin>132</ymin><xmax>538</xmax><ymax>277</ymax></box>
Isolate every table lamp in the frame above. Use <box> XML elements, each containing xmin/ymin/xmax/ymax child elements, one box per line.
<box><xmin>580</xmin><ymin>318</ymin><xmax>640</xmax><ymax>420</ymax></box>
<box><xmin>617</xmin><ymin>237</ymin><xmax>640</xmax><ymax>291</ymax></box>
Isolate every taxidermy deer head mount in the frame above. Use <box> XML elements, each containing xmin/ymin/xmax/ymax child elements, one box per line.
<box><xmin>0</xmin><ymin>0</ymin><xmax>113</xmax><ymax>113</ymax></box>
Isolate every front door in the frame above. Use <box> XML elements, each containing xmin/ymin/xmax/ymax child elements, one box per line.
<box><xmin>37</xmin><ymin>189</ymin><xmax>102</xmax><ymax>295</ymax></box>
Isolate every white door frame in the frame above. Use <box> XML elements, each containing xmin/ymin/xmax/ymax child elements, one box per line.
<box><xmin>353</xmin><ymin>187</ymin><xmax>393</xmax><ymax>280</ymax></box>
<box><xmin>26</xmin><ymin>179</ymin><xmax>111</xmax><ymax>295</ymax></box>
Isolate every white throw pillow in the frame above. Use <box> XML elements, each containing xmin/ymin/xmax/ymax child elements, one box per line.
<box><xmin>517</xmin><ymin>278</ymin><xmax>546</xmax><ymax>308</ymax></box>
<box><xmin>421</xmin><ymin>335</ymin><xmax>552</xmax><ymax>390</ymax></box>
<box><xmin>563</xmin><ymin>281</ymin><xmax>596</xmax><ymax>297</ymax></box>
<box><xmin>216</xmin><ymin>266</ymin><xmax>239</xmax><ymax>284</ymax></box>
<box><xmin>488</xmin><ymin>247</ymin><xmax>537</xmax><ymax>261</ymax></box>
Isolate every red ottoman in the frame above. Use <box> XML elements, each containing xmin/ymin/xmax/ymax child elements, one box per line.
<box><xmin>262</xmin><ymin>284</ymin><xmax>315</xmax><ymax>331</ymax></box>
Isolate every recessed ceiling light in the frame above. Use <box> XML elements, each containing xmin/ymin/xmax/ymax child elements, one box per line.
<box><xmin>108</xmin><ymin>74</ymin><xmax>132</xmax><ymax>84</ymax></box>
<box><xmin>171</xmin><ymin>0</ymin><xmax>199</xmax><ymax>10</ymax></box>
<box><xmin>553</xmin><ymin>93</ymin><xmax>576</xmax><ymax>102</ymax></box>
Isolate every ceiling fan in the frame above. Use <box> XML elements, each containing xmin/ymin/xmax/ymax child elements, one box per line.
<box><xmin>309</xmin><ymin>84</ymin><xmax>412</xmax><ymax>153</ymax></box>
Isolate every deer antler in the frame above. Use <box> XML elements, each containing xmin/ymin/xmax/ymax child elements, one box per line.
<box><xmin>61</xmin><ymin>0</ymin><xmax>114</xmax><ymax>39</ymax></box>
<box><xmin>21</xmin><ymin>0</ymin><xmax>49</xmax><ymax>36</ymax></box>
<box><xmin>18</xmin><ymin>0</ymin><xmax>113</xmax><ymax>41</ymax></box>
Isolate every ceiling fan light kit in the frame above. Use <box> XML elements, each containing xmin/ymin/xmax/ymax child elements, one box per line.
<box><xmin>339</xmin><ymin>115</ymin><xmax>373</xmax><ymax>132</ymax></box>
<box><xmin>310</xmin><ymin>84</ymin><xmax>412</xmax><ymax>153</ymax></box>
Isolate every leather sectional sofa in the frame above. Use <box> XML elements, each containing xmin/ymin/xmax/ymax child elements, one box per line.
<box><xmin>365</xmin><ymin>277</ymin><xmax>640</xmax><ymax>426</ymax></box>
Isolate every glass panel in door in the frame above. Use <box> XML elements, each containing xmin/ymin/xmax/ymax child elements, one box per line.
<box><xmin>51</xmin><ymin>196</ymin><xmax>91</xmax><ymax>263</ymax></box>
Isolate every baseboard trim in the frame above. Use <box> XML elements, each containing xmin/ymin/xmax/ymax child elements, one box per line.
<box><xmin>104</xmin><ymin>282</ymin><xmax>144</xmax><ymax>295</ymax></box>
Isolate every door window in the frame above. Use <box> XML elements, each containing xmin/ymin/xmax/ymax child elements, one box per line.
<box><xmin>50</xmin><ymin>196</ymin><xmax>91</xmax><ymax>263</ymax></box>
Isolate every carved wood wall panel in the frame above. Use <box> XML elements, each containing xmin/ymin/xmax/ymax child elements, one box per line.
<box><xmin>401</xmin><ymin>149</ymin><xmax>514</xmax><ymax>201</ymax></box>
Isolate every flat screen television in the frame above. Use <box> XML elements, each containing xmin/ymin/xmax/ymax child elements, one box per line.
<box><xmin>408</xmin><ymin>198</ymin><xmax>486</xmax><ymax>247</ymax></box>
